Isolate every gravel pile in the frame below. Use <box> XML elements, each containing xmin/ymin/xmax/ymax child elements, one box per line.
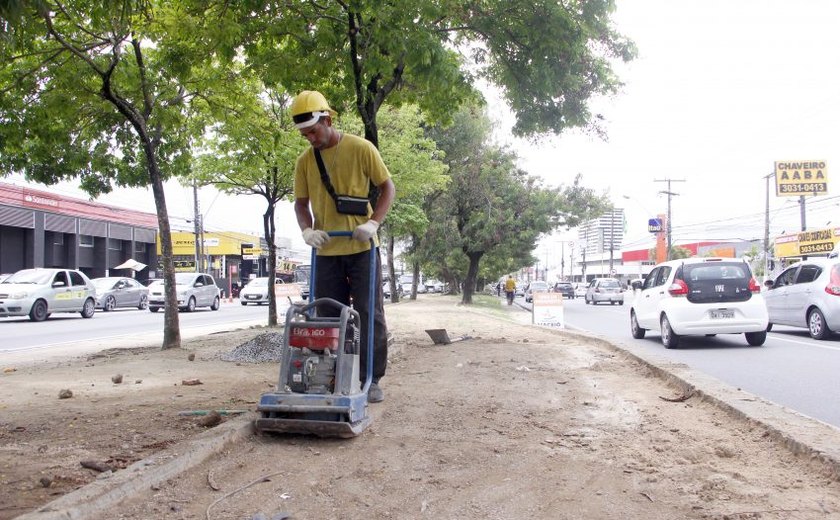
<box><xmin>221</xmin><ymin>332</ymin><xmax>286</xmax><ymax>363</ymax></box>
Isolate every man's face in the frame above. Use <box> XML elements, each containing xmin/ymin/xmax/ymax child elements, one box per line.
<box><xmin>298</xmin><ymin>118</ymin><xmax>332</xmax><ymax>150</ymax></box>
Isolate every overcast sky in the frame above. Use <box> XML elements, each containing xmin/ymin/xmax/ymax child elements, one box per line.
<box><xmin>9</xmin><ymin>1</ymin><xmax>840</xmax><ymax>258</ymax></box>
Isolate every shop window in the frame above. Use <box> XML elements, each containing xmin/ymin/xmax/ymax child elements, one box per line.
<box><xmin>79</xmin><ymin>235</ymin><xmax>94</xmax><ymax>248</ymax></box>
<box><xmin>108</xmin><ymin>238</ymin><xmax>122</xmax><ymax>250</ymax></box>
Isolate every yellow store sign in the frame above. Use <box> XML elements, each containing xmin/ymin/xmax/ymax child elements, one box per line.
<box><xmin>158</xmin><ymin>232</ymin><xmax>263</xmax><ymax>256</ymax></box>
<box><xmin>774</xmin><ymin>227</ymin><xmax>840</xmax><ymax>258</ymax></box>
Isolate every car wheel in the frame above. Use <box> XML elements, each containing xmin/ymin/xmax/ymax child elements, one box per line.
<box><xmin>28</xmin><ymin>300</ymin><xmax>49</xmax><ymax>322</ymax></box>
<box><xmin>80</xmin><ymin>298</ymin><xmax>96</xmax><ymax>319</ymax></box>
<box><xmin>660</xmin><ymin>314</ymin><xmax>680</xmax><ymax>349</ymax></box>
<box><xmin>103</xmin><ymin>295</ymin><xmax>116</xmax><ymax>312</ymax></box>
<box><xmin>149</xmin><ymin>306</ymin><xmax>160</xmax><ymax>313</ymax></box>
<box><xmin>184</xmin><ymin>297</ymin><xmax>196</xmax><ymax>312</ymax></box>
<box><xmin>745</xmin><ymin>330</ymin><xmax>767</xmax><ymax>346</ymax></box>
<box><xmin>766</xmin><ymin>322</ymin><xmax>773</xmax><ymax>332</ymax></box>
<box><xmin>210</xmin><ymin>296</ymin><xmax>220</xmax><ymax>311</ymax></box>
<box><xmin>138</xmin><ymin>295</ymin><xmax>149</xmax><ymax>310</ymax></box>
<box><xmin>630</xmin><ymin>311</ymin><xmax>645</xmax><ymax>339</ymax></box>
<box><xmin>808</xmin><ymin>308</ymin><xmax>830</xmax><ymax>340</ymax></box>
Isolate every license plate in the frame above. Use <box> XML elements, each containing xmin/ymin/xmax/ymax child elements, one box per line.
<box><xmin>710</xmin><ymin>309</ymin><xmax>734</xmax><ymax>319</ymax></box>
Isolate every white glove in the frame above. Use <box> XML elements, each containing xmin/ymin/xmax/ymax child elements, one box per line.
<box><xmin>352</xmin><ymin>219</ymin><xmax>379</xmax><ymax>242</ymax></box>
<box><xmin>302</xmin><ymin>228</ymin><xmax>330</xmax><ymax>248</ymax></box>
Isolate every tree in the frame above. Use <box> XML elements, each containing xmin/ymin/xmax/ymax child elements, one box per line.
<box><xmin>425</xmin><ymin>105</ymin><xmax>610</xmax><ymax>303</ymax></box>
<box><xmin>194</xmin><ymin>85</ymin><xmax>305</xmax><ymax>326</ymax></box>
<box><xmin>0</xmin><ymin>1</ymin><xmax>234</xmax><ymax>348</ymax></box>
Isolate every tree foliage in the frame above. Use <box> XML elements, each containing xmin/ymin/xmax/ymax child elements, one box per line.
<box><xmin>0</xmin><ymin>1</ymin><xmax>238</xmax><ymax>348</ymax></box>
<box><xmin>424</xmin><ymin>104</ymin><xmax>611</xmax><ymax>303</ymax></box>
<box><xmin>193</xmin><ymin>82</ymin><xmax>306</xmax><ymax>326</ymax></box>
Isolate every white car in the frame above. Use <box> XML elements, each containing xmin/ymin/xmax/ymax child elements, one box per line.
<box><xmin>584</xmin><ymin>278</ymin><xmax>625</xmax><ymax>305</ymax></box>
<box><xmin>148</xmin><ymin>273</ymin><xmax>221</xmax><ymax>312</ymax></box>
<box><xmin>524</xmin><ymin>280</ymin><xmax>550</xmax><ymax>303</ymax></box>
<box><xmin>240</xmin><ymin>277</ymin><xmax>272</xmax><ymax>305</ymax></box>
<box><xmin>0</xmin><ymin>268</ymin><xmax>97</xmax><ymax>321</ymax></box>
<box><xmin>629</xmin><ymin>257</ymin><xmax>768</xmax><ymax>348</ymax></box>
<box><xmin>764</xmin><ymin>256</ymin><xmax>840</xmax><ymax>339</ymax></box>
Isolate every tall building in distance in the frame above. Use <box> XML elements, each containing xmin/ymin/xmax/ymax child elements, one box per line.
<box><xmin>577</xmin><ymin>208</ymin><xmax>626</xmax><ymax>256</ymax></box>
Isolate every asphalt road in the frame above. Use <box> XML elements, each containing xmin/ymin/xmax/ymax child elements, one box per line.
<box><xmin>519</xmin><ymin>294</ymin><xmax>840</xmax><ymax>430</ymax></box>
<box><xmin>0</xmin><ymin>299</ymin><xmax>271</xmax><ymax>356</ymax></box>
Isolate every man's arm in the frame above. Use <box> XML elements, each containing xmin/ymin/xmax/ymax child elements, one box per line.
<box><xmin>295</xmin><ymin>198</ymin><xmax>314</xmax><ymax>231</ymax></box>
<box><xmin>370</xmin><ymin>178</ymin><xmax>395</xmax><ymax>224</ymax></box>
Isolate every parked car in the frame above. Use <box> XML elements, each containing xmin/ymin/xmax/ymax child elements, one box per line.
<box><xmin>399</xmin><ymin>274</ymin><xmax>426</xmax><ymax>295</ymax></box>
<box><xmin>524</xmin><ymin>280</ymin><xmax>550</xmax><ymax>303</ymax></box>
<box><xmin>424</xmin><ymin>279</ymin><xmax>445</xmax><ymax>293</ymax></box>
<box><xmin>240</xmin><ymin>277</ymin><xmax>287</xmax><ymax>305</ymax></box>
<box><xmin>0</xmin><ymin>268</ymin><xmax>97</xmax><ymax>321</ymax></box>
<box><xmin>294</xmin><ymin>265</ymin><xmax>310</xmax><ymax>300</ymax></box>
<box><xmin>763</xmin><ymin>256</ymin><xmax>840</xmax><ymax>339</ymax></box>
<box><xmin>552</xmin><ymin>281</ymin><xmax>575</xmax><ymax>299</ymax></box>
<box><xmin>147</xmin><ymin>273</ymin><xmax>221</xmax><ymax>312</ymax></box>
<box><xmin>629</xmin><ymin>257</ymin><xmax>768</xmax><ymax>348</ymax></box>
<box><xmin>91</xmin><ymin>277</ymin><xmax>149</xmax><ymax>311</ymax></box>
<box><xmin>585</xmin><ymin>278</ymin><xmax>625</xmax><ymax>305</ymax></box>
<box><xmin>573</xmin><ymin>283</ymin><xmax>587</xmax><ymax>298</ymax></box>
<box><xmin>383</xmin><ymin>280</ymin><xmax>403</xmax><ymax>299</ymax></box>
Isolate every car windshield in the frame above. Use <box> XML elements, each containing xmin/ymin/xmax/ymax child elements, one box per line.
<box><xmin>685</xmin><ymin>263</ymin><xmax>748</xmax><ymax>281</ymax></box>
<box><xmin>247</xmin><ymin>278</ymin><xmax>268</xmax><ymax>287</ymax></box>
<box><xmin>174</xmin><ymin>273</ymin><xmax>199</xmax><ymax>285</ymax></box>
<box><xmin>92</xmin><ymin>278</ymin><xmax>121</xmax><ymax>289</ymax></box>
<box><xmin>599</xmin><ymin>279</ymin><xmax>621</xmax><ymax>288</ymax></box>
<box><xmin>531</xmin><ymin>282</ymin><xmax>548</xmax><ymax>289</ymax></box>
<box><xmin>294</xmin><ymin>267</ymin><xmax>310</xmax><ymax>284</ymax></box>
<box><xmin>4</xmin><ymin>269</ymin><xmax>53</xmax><ymax>284</ymax></box>
<box><xmin>556</xmin><ymin>283</ymin><xmax>572</xmax><ymax>288</ymax></box>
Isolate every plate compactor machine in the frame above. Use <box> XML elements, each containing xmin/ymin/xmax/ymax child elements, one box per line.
<box><xmin>255</xmin><ymin>233</ymin><xmax>375</xmax><ymax>438</ymax></box>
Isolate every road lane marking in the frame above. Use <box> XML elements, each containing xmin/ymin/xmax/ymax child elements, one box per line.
<box><xmin>768</xmin><ymin>334</ymin><xmax>840</xmax><ymax>351</ymax></box>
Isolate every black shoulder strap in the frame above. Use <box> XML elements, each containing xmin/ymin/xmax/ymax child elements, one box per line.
<box><xmin>313</xmin><ymin>149</ymin><xmax>339</xmax><ymax>203</ymax></box>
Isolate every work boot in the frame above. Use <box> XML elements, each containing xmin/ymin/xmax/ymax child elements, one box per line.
<box><xmin>367</xmin><ymin>382</ymin><xmax>384</xmax><ymax>403</ymax></box>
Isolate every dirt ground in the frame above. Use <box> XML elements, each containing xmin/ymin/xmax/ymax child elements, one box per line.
<box><xmin>2</xmin><ymin>295</ymin><xmax>840</xmax><ymax>520</ymax></box>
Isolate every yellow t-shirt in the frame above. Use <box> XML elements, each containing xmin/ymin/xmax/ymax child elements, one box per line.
<box><xmin>294</xmin><ymin>133</ymin><xmax>391</xmax><ymax>256</ymax></box>
<box><xmin>504</xmin><ymin>278</ymin><xmax>516</xmax><ymax>292</ymax></box>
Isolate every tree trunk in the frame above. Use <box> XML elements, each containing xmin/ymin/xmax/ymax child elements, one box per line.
<box><xmin>148</xmin><ymin>162</ymin><xmax>181</xmax><ymax>349</ymax></box>
<box><xmin>410</xmin><ymin>261</ymin><xmax>420</xmax><ymax>300</ymax></box>
<box><xmin>461</xmin><ymin>251</ymin><xmax>484</xmax><ymax>304</ymax></box>
<box><xmin>385</xmin><ymin>232</ymin><xmax>397</xmax><ymax>302</ymax></box>
<box><xmin>264</xmin><ymin>204</ymin><xmax>278</xmax><ymax>327</ymax></box>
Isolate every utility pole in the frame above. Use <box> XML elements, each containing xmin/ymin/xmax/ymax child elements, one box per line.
<box><xmin>764</xmin><ymin>172</ymin><xmax>773</xmax><ymax>277</ymax></box>
<box><xmin>654</xmin><ymin>178</ymin><xmax>686</xmax><ymax>260</ymax></box>
<box><xmin>192</xmin><ymin>180</ymin><xmax>203</xmax><ymax>273</ymax></box>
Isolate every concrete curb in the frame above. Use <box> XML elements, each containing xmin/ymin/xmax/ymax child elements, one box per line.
<box><xmin>16</xmin><ymin>415</ymin><xmax>256</xmax><ymax>520</ymax></box>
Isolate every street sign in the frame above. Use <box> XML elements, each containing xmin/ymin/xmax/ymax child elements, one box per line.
<box><xmin>774</xmin><ymin>160</ymin><xmax>828</xmax><ymax>196</ymax></box>
<box><xmin>648</xmin><ymin>218</ymin><xmax>663</xmax><ymax>233</ymax></box>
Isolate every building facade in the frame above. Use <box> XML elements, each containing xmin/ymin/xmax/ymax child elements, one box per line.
<box><xmin>0</xmin><ymin>182</ymin><xmax>158</xmax><ymax>281</ymax></box>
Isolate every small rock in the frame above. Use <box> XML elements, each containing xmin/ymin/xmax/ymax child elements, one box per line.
<box><xmin>58</xmin><ymin>389</ymin><xmax>73</xmax><ymax>399</ymax></box>
<box><xmin>135</xmin><ymin>379</ymin><xmax>143</xmax><ymax>384</ymax></box>
<box><xmin>3</xmin><ymin>367</ymin><xmax>17</xmax><ymax>373</ymax></box>
<box><xmin>197</xmin><ymin>410</ymin><xmax>222</xmax><ymax>427</ymax></box>
<box><xmin>187</xmin><ymin>353</ymin><xmax>195</xmax><ymax>361</ymax></box>
<box><xmin>39</xmin><ymin>477</ymin><xmax>52</xmax><ymax>488</ymax></box>
<box><xmin>111</xmin><ymin>374</ymin><xmax>123</xmax><ymax>384</ymax></box>
<box><xmin>181</xmin><ymin>378</ymin><xmax>203</xmax><ymax>386</ymax></box>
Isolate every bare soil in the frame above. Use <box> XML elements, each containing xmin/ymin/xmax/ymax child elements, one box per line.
<box><xmin>2</xmin><ymin>295</ymin><xmax>839</xmax><ymax>520</ymax></box>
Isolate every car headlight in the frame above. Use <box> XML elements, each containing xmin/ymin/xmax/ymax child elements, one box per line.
<box><xmin>10</xmin><ymin>291</ymin><xmax>28</xmax><ymax>299</ymax></box>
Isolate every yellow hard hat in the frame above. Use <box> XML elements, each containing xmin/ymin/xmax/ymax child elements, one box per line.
<box><xmin>290</xmin><ymin>90</ymin><xmax>337</xmax><ymax>129</ymax></box>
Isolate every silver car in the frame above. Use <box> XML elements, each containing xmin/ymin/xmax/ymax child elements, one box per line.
<box><xmin>92</xmin><ymin>277</ymin><xmax>149</xmax><ymax>311</ymax></box>
<box><xmin>148</xmin><ymin>273</ymin><xmax>221</xmax><ymax>312</ymax></box>
<box><xmin>764</xmin><ymin>257</ymin><xmax>840</xmax><ymax>339</ymax></box>
<box><xmin>240</xmin><ymin>277</ymin><xmax>274</xmax><ymax>305</ymax></box>
<box><xmin>585</xmin><ymin>278</ymin><xmax>625</xmax><ymax>305</ymax></box>
<box><xmin>0</xmin><ymin>268</ymin><xmax>97</xmax><ymax>321</ymax></box>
